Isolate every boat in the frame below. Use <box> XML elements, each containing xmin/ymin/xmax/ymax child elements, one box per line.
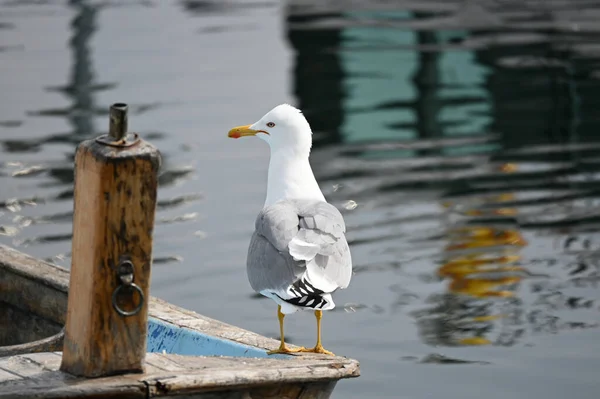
<box><xmin>0</xmin><ymin>243</ymin><xmax>360</xmax><ymax>398</ymax></box>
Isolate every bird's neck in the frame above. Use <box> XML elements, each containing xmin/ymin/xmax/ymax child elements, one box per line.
<box><xmin>264</xmin><ymin>150</ymin><xmax>325</xmax><ymax>208</ymax></box>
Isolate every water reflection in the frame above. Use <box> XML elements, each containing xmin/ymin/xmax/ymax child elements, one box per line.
<box><xmin>0</xmin><ymin>1</ymin><xmax>201</xmax><ymax>265</ymax></box>
<box><xmin>1</xmin><ymin>3</ymin><xmax>600</xmax><ymax>393</ymax></box>
<box><xmin>420</xmin><ymin>185</ymin><xmax>527</xmax><ymax>347</ymax></box>
<box><xmin>285</xmin><ymin>0</ymin><xmax>600</xmax><ymax>350</ymax></box>
<box><xmin>180</xmin><ymin>0</ymin><xmax>274</xmax><ymax>15</ymax></box>
<box><xmin>287</xmin><ymin>2</ymin><xmax>600</xmax><ymax>149</ymax></box>
<box><xmin>6</xmin><ymin>0</ymin><xmax>107</xmax><ymax>153</ymax></box>
<box><xmin>286</xmin><ymin>8</ymin><xmax>345</xmax><ymax>147</ymax></box>
<box><xmin>0</xmin><ymin>0</ymin><xmax>104</xmax><ymax>248</ymax></box>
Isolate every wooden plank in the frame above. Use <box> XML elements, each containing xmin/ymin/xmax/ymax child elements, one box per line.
<box><xmin>149</xmin><ymin>382</ymin><xmax>336</xmax><ymax>399</ymax></box>
<box><xmin>61</xmin><ymin>123</ymin><xmax>161</xmax><ymax>377</ymax></box>
<box><xmin>145</xmin><ymin>353</ymin><xmax>192</xmax><ymax>372</ymax></box>
<box><xmin>148</xmin><ymin>353</ymin><xmax>358</xmax><ymax>374</ymax></box>
<box><xmin>0</xmin><ymin>352</ymin><xmax>358</xmax><ymax>399</ymax></box>
<box><xmin>0</xmin><ymin>354</ymin><xmax>69</xmax><ymax>391</ymax></box>
<box><xmin>0</xmin><ymin>353</ymin><xmax>144</xmax><ymax>398</ymax></box>
<box><xmin>0</xmin><ymin>367</ymin><xmax>22</xmax><ymax>383</ymax></box>
<box><xmin>144</xmin><ymin>366</ymin><xmax>351</xmax><ymax>397</ymax></box>
<box><xmin>21</xmin><ymin>353</ymin><xmax>63</xmax><ymax>370</ymax></box>
<box><xmin>247</xmin><ymin>381</ymin><xmax>336</xmax><ymax>399</ymax></box>
<box><xmin>156</xmin><ymin>393</ymin><xmax>249</xmax><ymax>399</ymax></box>
<box><xmin>0</xmin><ymin>355</ymin><xmax>48</xmax><ymax>378</ymax></box>
<box><xmin>0</xmin><ymin>248</ymin><xmax>68</xmax><ymax>325</ymax></box>
<box><xmin>140</xmin><ymin>353</ymin><xmax>358</xmax><ymax>398</ymax></box>
<box><xmin>0</xmin><ymin>245</ymin><xmax>69</xmax><ymax>293</ymax></box>
<box><xmin>149</xmin><ymin>297</ymin><xmax>290</xmax><ymax>353</ymax></box>
<box><xmin>0</xmin><ymin>303</ymin><xmax>62</xmax><ymax>348</ymax></box>
<box><xmin>0</xmin><ymin>327</ymin><xmax>63</xmax><ymax>357</ymax></box>
<box><xmin>0</xmin><ymin>377</ymin><xmax>146</xmax><ymax>399</ymax></box>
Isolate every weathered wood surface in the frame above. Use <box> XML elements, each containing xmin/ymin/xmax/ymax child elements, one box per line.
<box><xmin>61</xmin><ymin>136</ymin><xmax>160</xmax><ymax>377</ymax></box>
<box><xmin>0</xmin><ymin>304</ymin><xmax>61</xmax><ymax>348</ymax></box>
<box><xmin>0</xmin><ymin>244</ymin><xmax>360</xmax><ymax>397</ymax></box>
<box><xmin>0</xmin><ymin>247</ymin><xmax>68</xmax><ymax>328</ymax></box>
<box><xmin>0</xmin><ymin>329</ymin><xmax>64</xmax><ymax>358</ymax></box>
<box><xmin>0</xmin><ymin>243</ymin><xmax>351</xmax><ymax>355</ymax></box>
<box><xmin>0</xmin><ymin>352</ymin><xmax>358</xmax><ymax>398</ymax></box>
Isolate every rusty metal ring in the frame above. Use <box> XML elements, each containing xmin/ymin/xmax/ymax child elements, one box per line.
<box><xmin>112</xmin><ymin>283</ymin><xmax>144</xmax><ymax>317</ymax></box>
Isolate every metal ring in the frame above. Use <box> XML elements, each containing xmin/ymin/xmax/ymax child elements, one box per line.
<box><xmin>112</xmin><ymin>283</ymin><xmax>145</xmax><ymax>317</ymax></box>
<box><xmin>95</xmin><ymin>132</ymin><xmax>140</xmax><ymax>148</ymax></box>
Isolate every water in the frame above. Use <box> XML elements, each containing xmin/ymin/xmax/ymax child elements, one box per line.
<box><xmin>2</xmin><ymin>1</ymin><xmax>600</xmax><ymax>398</ymax></box>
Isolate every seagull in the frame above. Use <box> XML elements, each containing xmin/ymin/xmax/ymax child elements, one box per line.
<box><xmin>228</xmin><ymin>104</ymin><xmax>352</xmax><ymax>355</ymax></box>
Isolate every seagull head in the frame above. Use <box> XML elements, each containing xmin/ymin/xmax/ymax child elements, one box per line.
<box><xmin>228</xmin><ymin>104</ymin><xmax>313</xmax><ymax>155</ymax></box>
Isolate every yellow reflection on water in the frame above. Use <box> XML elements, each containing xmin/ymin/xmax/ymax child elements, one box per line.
<box><xmin>459</xmin><ymin>337</ymin><xmax>492</xmax><ymax>346</ymax></box>
<box><xmin>449</xmin><ymin>274</ymin><xmax>521</xmax><ymax>298</ymax></box>
<box><xmin>433</xmin><ymin>164</ymin><xmax>528</xmax><ymax>346</ymax></box>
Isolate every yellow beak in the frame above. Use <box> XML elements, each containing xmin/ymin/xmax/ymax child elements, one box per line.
<box><xmin>228</xmin><ymin>124</ymin><xmax>261</xmax><ymax>139</ymax></box>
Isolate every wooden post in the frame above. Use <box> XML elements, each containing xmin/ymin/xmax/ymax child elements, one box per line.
<box><xmin>60</xmin><ymin>103</ymin><xmax>161</xmax><ymax>377</ymax></box>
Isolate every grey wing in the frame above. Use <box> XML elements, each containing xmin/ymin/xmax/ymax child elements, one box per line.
<box><xmin>254</xmin><ymin>202</ymin><xmax>300</xmax><ymax>252</ymax></box>
<box><xmin>290</xmin><ymin>200</ymin><xmax>353</xmax><ymax>291</ymax></box>
<box><xmin>246</xmin><ymin>203</ymin><xmax>304</xmax><ymax>293</ymax></box>
<box><xmin>246</xmin><ymin>230</ymin><xmax>303</xmax><ymax>293</ymax></box>
<box><xmin>247</xmin><ymin>200</ymin><xmax>352</xmax><ymax>297</ymax></box>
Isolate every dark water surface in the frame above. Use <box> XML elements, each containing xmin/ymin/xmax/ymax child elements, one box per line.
<box><xmin>2</xmin><ymin>1</ymin><xmax>600</xmax><ymax>398</ymax></box>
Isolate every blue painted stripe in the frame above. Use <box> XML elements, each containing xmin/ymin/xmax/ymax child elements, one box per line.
<box><xmin>147</xmin><ymin>317</ymin><xmax>289</xmax><ymax>359</ymax></box>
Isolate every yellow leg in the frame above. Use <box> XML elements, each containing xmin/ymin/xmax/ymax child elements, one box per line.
<box><xmin>300</xmin><ymin>310</ymin><xmax>335</xmax><ymax>355</ymax></box>
<box><xmin>267</xmin><ymin>305</ymin><xmax>306</xmax><ymax>355</ymax></box>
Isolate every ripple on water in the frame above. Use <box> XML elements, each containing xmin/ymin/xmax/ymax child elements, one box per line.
<box><xmin>322</xmin><ymin>136</ymin><xmax>600</xmax><ymax>350</ymax></box>
<box><xmin>3</xmin><ymin>1</ymin><xmax>600</xmax><ymax>398</ymax></box>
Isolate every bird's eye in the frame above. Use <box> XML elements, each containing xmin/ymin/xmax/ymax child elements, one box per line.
<box><xmin>266</xmin><ymin>122</ymin><xmax>275</xmax><ymax>128</ymax></box>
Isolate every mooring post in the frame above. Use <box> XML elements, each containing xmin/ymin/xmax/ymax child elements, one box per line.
<box><xmin>60</xmin><ymin>103</ymin><xmax>161</xmax><ymax>377</ymax></box>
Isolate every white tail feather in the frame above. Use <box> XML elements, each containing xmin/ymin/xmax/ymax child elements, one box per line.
<box><xmin>288</xmin><ymin>237</ymin><xmax>320</xmax><ymax>261</ymax></box>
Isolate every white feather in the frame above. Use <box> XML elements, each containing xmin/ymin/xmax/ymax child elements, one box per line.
<box><xmin>288</xmin><ymin>236</ymin><xmax>320</xmax><ymax>261</ymax></box>
<box><xmin>264</xmin><ymin>151</ymin><xmax>325</xmax><ymax>207</ymax></box>
<box><xmin>306</xmin><ymin>259</ymin><xmax>339</xmax><ymax>293</ymax></box>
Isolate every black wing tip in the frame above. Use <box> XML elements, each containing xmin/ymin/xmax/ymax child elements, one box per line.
<box><xmin>279</xmin><ymin>276</ymin><xmax>330</xmax><ymax>309</ymax></box>
<box><xmin>277</xmin><ymin>293</ymin><xmax>330</xmax><ymax>309</ymax></box>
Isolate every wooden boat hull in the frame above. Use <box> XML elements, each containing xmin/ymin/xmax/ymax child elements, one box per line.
<box><xmin>0</xmin><ymin>244</ymin><xmax>359</xmax><ymax>398</ymax></box>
